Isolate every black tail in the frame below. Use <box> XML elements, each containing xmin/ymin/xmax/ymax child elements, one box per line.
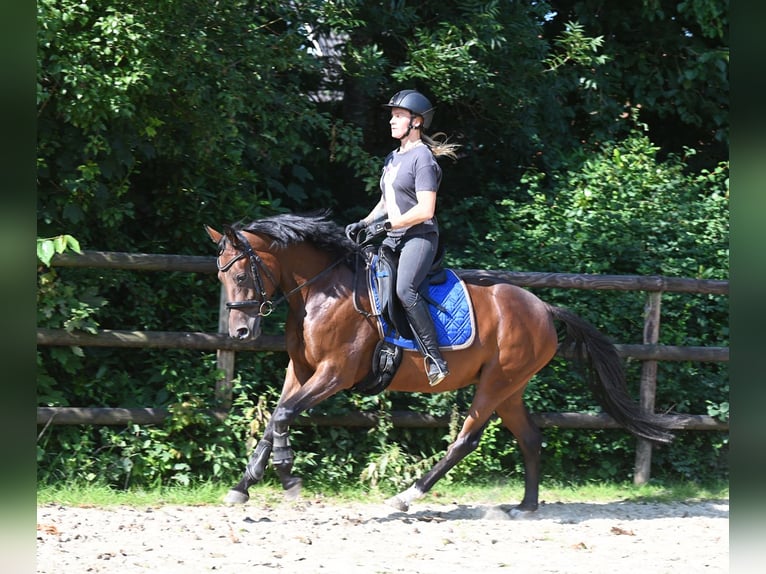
<box><xmin>548</xmin><ymin>304</ymin><xmax>676</xmax><ymax>445</ymax></box>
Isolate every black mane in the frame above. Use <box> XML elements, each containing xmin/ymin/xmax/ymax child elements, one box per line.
<box><xmin>237</xmin><ymin>209</ymin><xmax>356</xmax><ymax>260</ymax></box>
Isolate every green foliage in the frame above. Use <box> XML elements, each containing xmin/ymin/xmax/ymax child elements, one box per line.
<box><xmin>37</xmin><ymin>234</ymin><xmax>81</xmax><ymax>267</ymax></box>
<box><xmin>37</xmin><ymin>234</ymin><xmax>106</xmax><ymax>408</ymax></box>
<box><xmin>37</xmin><ymin>0</ymin><xmax>333</xmax><ymax>251</ymax></box>
<box><xmin>544</xmin><ymin>21</ymin><xmax>609</xmax><ymax>75</ymax></box>
<box><xmin>37</xmin><ymin>351</ymin><xmax>289</xmax><ymax>488</ymax></box>
<box><xmin>493</xmin><ymin>132</ymin><xmax>729</xmax><ymax>279</ymax></box>
<box><xmin>437</xmin><ymin>128</ymin><xmax>729</xmax><ymax>485</ymax></box>
<box><xmin>552</xmin><ymin>0</ymin><xmax>729</xmax><ymax>164</ymax></box>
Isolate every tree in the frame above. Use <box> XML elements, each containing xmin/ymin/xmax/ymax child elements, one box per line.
<box><xmin>301</xmin><ymin>0</ymin><xmax>728</xmax><ymax>215</ymax></box>
<box><xmin>541</xmin><ymin>0</ymin><xmax>728</xmax><ymax>169</ymax></box>
<box><xmin>37</xmin><ymin>0</ymin><xmax>331</xmax><ymax>252</ymax></box>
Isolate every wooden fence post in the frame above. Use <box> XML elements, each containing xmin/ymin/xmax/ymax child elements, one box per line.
<box><xmin>215</xmin><ymin>285</ymin><xmax>235</xmax><ymax>409</ymax></box>
<box><xmin>634</xmin><ymin>290</ymin><xmax>662</xmax><ymax>484</ymax></box>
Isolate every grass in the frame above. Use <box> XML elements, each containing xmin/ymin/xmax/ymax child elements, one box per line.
<box><xmin>37</xmin><ymin>478</ymin><xmax>729</xmax><ymax>508</ymax></box>
<box><xmin>426</xmin><ymin>479</ymin><xmax>729</xmax><ymax>505</ymax></box>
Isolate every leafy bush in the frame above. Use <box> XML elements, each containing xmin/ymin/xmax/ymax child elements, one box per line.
<box><xmin>437</xmin><ymin>129</ymin><xmax>729</xmax><ymax>484</ymax></box>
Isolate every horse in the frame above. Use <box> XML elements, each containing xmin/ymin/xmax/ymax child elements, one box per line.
<box><xmin>205</xmin><ymin>211</ymin><xmax>676</xmax><ymax>516</ymax></box>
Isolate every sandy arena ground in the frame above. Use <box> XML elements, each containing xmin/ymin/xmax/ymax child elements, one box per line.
<box><xmin>37</xmin><ymin>494</ymin><xmax>729</xmax><ymax>573</ymax></box>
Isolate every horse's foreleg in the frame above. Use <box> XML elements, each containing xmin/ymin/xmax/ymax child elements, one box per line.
<box><xmin>224</xmin><ymin>427</ymin><xmax>274</xmax><ymax>504</ymax></box>
<box><xmin>386</xmin><ymin>420</ymin><xmax>489</xmax><ymax>512</ymax></box>
<box><xmin>269</xmin><ymin>362</ymin><xmax>355</xmax><ymax>499</ymax></box>
<box><xmin>495</xmin><ymin>396</ymin><xmax>542</xmax><ymax>516</ymax></box>
<box><xmin>223</xmin><ymin>406</ymin><xmax>303</xmax><ymax>504</ymax></box>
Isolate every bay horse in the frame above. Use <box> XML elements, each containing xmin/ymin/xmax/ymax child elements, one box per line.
<box><xmin>205</xmin><ymin>211</ymin><xmax>675</xmax><ymax>516</ymax></box>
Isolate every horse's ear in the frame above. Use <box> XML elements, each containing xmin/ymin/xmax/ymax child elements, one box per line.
<box><xmin>204</xmin><ymin>225</ymin><xmax>223</xmax><ymax>244</ymax></box>
<box><xmin>222</xmin><ymin>224</ymin><xmax>240</xmax><ymax>246</ymax></box>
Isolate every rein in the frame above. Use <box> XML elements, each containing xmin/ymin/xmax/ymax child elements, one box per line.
<box><xmin>218</xmin><ymin>229</ymin><xmax>345</xmax><ymax>317</ymax></box>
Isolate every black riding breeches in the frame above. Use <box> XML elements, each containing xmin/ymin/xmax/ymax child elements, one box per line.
<box><xmin>382</xmin><ymin>231</ymin><xmax>438</xmax><ymax>309</ymax></box>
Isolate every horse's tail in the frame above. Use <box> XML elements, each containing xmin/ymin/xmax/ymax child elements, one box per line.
<box><xmin>547</xmin><ymin>304</ymin><xmax>676</xmax><ymax>445</ymax></box>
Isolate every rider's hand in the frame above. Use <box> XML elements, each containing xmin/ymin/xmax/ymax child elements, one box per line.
<box><xmin>345</xmin><ymin>220</ymin><xmax>366</xmax><ymax>240</ymax></box>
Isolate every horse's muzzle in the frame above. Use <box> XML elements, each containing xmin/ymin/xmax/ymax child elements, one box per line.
<box><xmin>229</xmin><ymin>313</ymin><xmax>261</xmax><ymax>341</ymax></box>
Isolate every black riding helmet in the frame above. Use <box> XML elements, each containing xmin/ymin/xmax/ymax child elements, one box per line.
<box><xmin>383</xmin><ymin>89</ymin><xmax>435</xmax><ymax>130</ymax></box>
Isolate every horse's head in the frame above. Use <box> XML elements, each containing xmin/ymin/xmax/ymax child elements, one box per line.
<box><xmin>205</xmin><ymin>224</ymin><xmax>279</xmax><ymax>341</ymax></box>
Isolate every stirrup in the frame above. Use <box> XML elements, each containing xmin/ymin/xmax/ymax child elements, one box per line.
<box><xmin>424</xmin><ymin>357</ymin><xmax>449</xmax><ymax>387</ymax></box>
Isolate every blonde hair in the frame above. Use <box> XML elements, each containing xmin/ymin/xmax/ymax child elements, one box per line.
<box><xmin>422</xmin><ymin>132</ymin><xmax>461</xmax><ymax>160</ymax></box>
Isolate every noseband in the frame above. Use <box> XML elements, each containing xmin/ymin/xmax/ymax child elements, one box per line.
<box><xmin>217</xmin><ymin>228</ymin><xmax>345</xmax><ymax>317</ymax></box>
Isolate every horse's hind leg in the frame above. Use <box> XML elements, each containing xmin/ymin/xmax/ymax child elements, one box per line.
<box><xmin>494</xmin><ymin>394</ymin><xmax>543</xmax><ymax>516</ymax></box>
<box><xmin>386</xmin><ymin>416</ymin><xmax>491</xmax><ymax>512</ymax></box>
<box><xmin>270</xmin><ymin>406</ymin><xmax>303</xmax><ymax>497</ymax></box>
<box><xmin>386</xmin><ymin>380</ymin><xmax>507</xmax><ymax>512</ymax></box>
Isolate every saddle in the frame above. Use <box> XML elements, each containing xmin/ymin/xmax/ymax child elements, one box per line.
<box><xmin>375</xmin><ymin>242</ymin><xmax>448</xmax><ymax>340</ymax></box>
<box><xmin>352</xmin><ymin>242</ymin><xmax>475</xmax><ymax>395</ymax></box>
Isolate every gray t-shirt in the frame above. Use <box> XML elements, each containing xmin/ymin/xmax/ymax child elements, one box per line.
<box><xmin>380</xmin><ymin>143</ymin><xmax>442</xmax><ymax>238</ymax></box>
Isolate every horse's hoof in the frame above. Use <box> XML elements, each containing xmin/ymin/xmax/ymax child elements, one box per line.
<box><xmin>508</xmin><ymin>506</ymin><xmax>537</xmax><ymax>520</ymax></box>
<box><xmin>223</xmin><ymin>489</ymin><xmax>250</xmax><ymax>505</ymax></box>
<box><xmin>385</xmin><ymin>495</ymin><xmax>409</xmax><ymax>512</ymax></box>
<box><xmin>284</xmin><ymin>479</ymin><xmax>302</xmax><ymax>501</ymax></box>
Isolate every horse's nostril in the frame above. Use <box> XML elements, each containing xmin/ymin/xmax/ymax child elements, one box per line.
<box><xmin>236</xmin><ymin>327</ymin><xmax>250</xmax><ymax>340</ymax></box>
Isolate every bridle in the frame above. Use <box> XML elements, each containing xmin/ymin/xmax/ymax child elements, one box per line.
<box><xmin>217</xmin><ymin>228</ymin><xmax>344</xmax><ymax>317</ymax></box>
<box><xmin>217</xmin><ymin>229</ymin><xmax>279</xmax><ymax>317</ymax></box>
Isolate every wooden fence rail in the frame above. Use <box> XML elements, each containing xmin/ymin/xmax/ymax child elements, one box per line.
<box><xmin>36</xmin><ymin>407</ymin><xmax>726</xmax><ymax>431</ymax></box>
<box><xmin>49</xmin><ymin>250</ymin><xmax>729</xmax><ymax>294</ymax></box>
<box><xmin>38</xmin><ymin>250</ymin><xmax>730</xmax><ymax>483</ymax></box>
<box><xmin>35</xmin><ymin>328</ymin><xmax>728</xmax><ymax>362</ymax></box>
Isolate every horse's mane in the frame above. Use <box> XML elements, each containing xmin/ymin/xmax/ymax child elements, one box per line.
<box><xmin>237</xmin><ymin>209</ymin><xmax>355</xmax><ymax>260</ymax></box>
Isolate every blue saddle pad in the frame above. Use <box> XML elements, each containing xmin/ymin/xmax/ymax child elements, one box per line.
<box><xmin>368</xmin><ymin>259</ymin><xmax>476</xmax><ymax>351</ymax></box>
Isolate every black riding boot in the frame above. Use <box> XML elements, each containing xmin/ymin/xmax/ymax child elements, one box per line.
<box><xmin>404</xmin><ymin>296</ymin><xmax>449</xmax><ymax>386</ymax></box>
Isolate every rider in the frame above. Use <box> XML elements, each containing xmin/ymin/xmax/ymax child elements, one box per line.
<box><xmin>346</xmin><ymin>89</ymin><xmax>460</xmax><ymax>386</ymax></box>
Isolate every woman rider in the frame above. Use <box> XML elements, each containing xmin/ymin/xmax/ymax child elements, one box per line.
<box><xmin>346</xmin><ymin>89</ymin><xmax>460</xmax><ymax>386</ymax></box>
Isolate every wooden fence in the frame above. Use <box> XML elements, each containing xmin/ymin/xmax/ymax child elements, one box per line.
<box><xmin>37</xmin><ymin>250</ymin><xmax>729</xmax><ymax>484</ymax></box>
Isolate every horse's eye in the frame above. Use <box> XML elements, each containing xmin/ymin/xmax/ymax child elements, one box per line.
<box><xmin>235</xmin><ymin>273</ymin><xmax>247</xmax><ymax>285</ymax></box>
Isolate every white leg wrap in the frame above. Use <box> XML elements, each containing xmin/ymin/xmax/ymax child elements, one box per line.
<box><xmin>400</xmin><ymin>485</ymin><xmax>425</xmax><ymax>505</ymax></box>
<box><xmin>385</xmin><ymin>484</ymin><xmax>426</xmax><ymax>512</ymax></box>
